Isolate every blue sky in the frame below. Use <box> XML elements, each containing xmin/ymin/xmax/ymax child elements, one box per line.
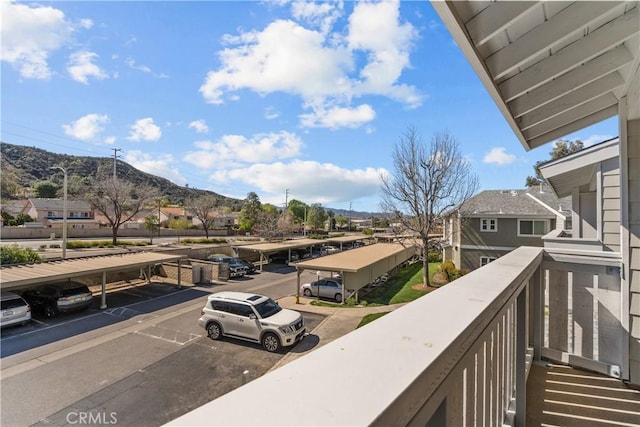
<box><xmin>1</xmin><ymin>0</ymin><xmax>617</xmax><ymax>213</ymax></box>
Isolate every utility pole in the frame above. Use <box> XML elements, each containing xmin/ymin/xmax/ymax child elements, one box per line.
<box><xmin>285</xmin><ymin>189</ymin><xmax>289</xmax><ymax>209</ymax></box>
<box><xmin>112</xmin><ymin>148</ymin><xmax>122</xmax><ymax>180</ymax></box>
<box><xmin>349</xmin><ymin>201</ymin><xmax>352</xmax><ymax>232</ymax></box>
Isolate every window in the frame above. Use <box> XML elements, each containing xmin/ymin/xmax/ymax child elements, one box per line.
<box><xmin>480</xmin><ymin>218</ymin><xmax>497</xmax><ymax>232</ymax></box>
<box><xmin>480</xmin><ymin>256</ymin><xmax>497</xmax><ymax>266</ymax></box>
<box><xmin>518</xmin><ymin>219</ymin><xmax>548</xmax><ymax>236</ymax></box>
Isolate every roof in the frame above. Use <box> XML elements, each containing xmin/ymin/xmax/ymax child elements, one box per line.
<box><xmin>295</xmin><ymin>243</ymin><xmax>416</xmax><ymax>273</ymax></box>
<box><xmin>1</xmin><ymin>200</ymin><xmax>29</xmax><ymax>216</ymax></box>
<box><xmin>0</xmin><ymin>252</ymin><xmax>186</xmax><ymax>291</ymax></box>
<box><xmin>539</xmin><ymin>137</ymin><xmax>620</xmax><ymax>197</ymax></box>
<box><xmin>208</xmin><ymin>291</ymin><xmax>267</xmax><ymax>303</ymax></box>
<box><xmin>233</xmin><ymin>238</ymin><xmax>325</xmax><ymax>254</ymax></box>
<box><xmin>29</xmin><ymin>198</ymin><xmax>92</xmax><ymax>211</ymax></box>
<box><xmin>458</xmin><ymin>187</ymin><xmax>570</xmax><ymax>217</ymax></box>
<box><xmin>432</xmin><ymin>2</ymin><xmax>640</xmax><ymax>151</ymax></box>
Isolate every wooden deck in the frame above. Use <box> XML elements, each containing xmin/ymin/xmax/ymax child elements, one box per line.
<box><xmin>527</xmin><ymin>363</ymin><xmax>640</xmax><ymax>426</ymax></box>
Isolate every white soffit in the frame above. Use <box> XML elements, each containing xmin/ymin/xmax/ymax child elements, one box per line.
<box><xmin>431</xmin><ymin>1</ymin><xmax>640</xmax><ymax>151</ymax></box>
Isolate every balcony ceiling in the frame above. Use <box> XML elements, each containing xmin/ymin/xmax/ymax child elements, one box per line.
<box><xmin>432</xmin><ymin>1</ymin><xmax>640</xmax><ymax>151</ymax></box>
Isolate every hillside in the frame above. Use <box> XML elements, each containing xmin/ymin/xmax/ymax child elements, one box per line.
<box><xmin>0</xmin><ymin>142</ymin><xmax>243</xmax><ymax>209</ymax></box>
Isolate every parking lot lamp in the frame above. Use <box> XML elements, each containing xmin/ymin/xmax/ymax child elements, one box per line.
<box><xmin>50</xmin><ymin>166</ymin><xmax>67</xmax><ymax>259</ymax></box>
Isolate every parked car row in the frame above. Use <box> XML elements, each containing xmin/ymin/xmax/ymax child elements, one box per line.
<box><xmin>268</xmin><ymin>242</ymin><xmax>366</xmax><ymax>265</ymax></box>
<box><xmin>1</xmin><ymin>282</ymin><xmax>94</xmax><ymax>328</ymax></box>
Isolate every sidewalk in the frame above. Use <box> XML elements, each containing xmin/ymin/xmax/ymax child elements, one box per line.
<box><xmin>271</xmin><ymin>296</ymin><xmax>405</xmax><ymax>371</ymax></box>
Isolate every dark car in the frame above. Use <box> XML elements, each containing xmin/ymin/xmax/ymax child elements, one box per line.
<box><xmin>22</xmin><ymin>282</ymin><xmax>94</xmax><ymax>318</ymax></box>
<box><xmin>236</xmin><ymin>258</ymin><xmax>257</xmax><ymax>274</ymax></box>
<box><xmin>208</xmin><ymin>254</ymin><xmax>248</xmax><ymax>277</ymax></box>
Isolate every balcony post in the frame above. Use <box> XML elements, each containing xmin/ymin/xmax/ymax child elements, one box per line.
<box><xmin>531</xmin><ymin>267</ymin><xmax>543</xmax><ymax>362</ymax></box>
<box><xmin>515</xmin><ymin>289</ymin><xmax>527</xmax><ymax>426</ymax></box>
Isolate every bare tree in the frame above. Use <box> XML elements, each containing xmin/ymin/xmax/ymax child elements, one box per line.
<box><xmin>82</xmin><ymin>174</ymin><xmax>159</xmax><ymax>245</ymax></box>
<box><xmin>189</xmin><ymin>195</ymin><xmax>221</xmax><ymax>238</ymax></box>
<box><xmin>380</xmin><ymin>126</ymin><xmax>478</xmax><ymax>287</ymax></box>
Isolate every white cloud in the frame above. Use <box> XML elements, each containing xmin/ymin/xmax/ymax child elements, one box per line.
<box><xmin>79</xmin><ymin>18</ymin><xmax>94</xmax><ymax>29</ymax></box>
<box><xmin>125</xmin><ymin>58</ymin><xmax>151</xmax><ymax>73</ymax></box>
<box><xmin>104</xmin><ymin>136</ymin><xmax>116</xmax><ymax>145</ymax></box>
<box><xmin>0</xmin><ymin>1</ymin><xmax>73</xmax><ymax>79</ymax></box>
<box><xmin>200</xmin><ymin>0</ymin><xmax>420</xmax><ymax>129</ymax></box>
<box><xmin>580</xmin><ymin>134</ymin><xmax>615</xmax><ymax>146</ymax></box>
<box><xmin>125</xmin><ymin>151</ymin><xmax>187</xmax><ymax>186</ymax></box>
<box><xmin>67</xmin><ymin>51</ymin><xmax>108</xmax><ymax>84</ymax></box>
<box><xmin>300</xmin><ymin>104</ymin><xmax>375</xmax><ymax>129</ymax></box>
<box><xmin>188</xmin><ymin>120</ymin><xmax>209</xmax><ymax>134</ymax></box>
<box><xmin>183</xmin><ymin>131</ymin><xmax>302</xmax><ymax>168</ymax></box>
<box><xmin>62</xmin><ymin>114</ymin><xmax>109</xmax><ymax>141</ymax></box>
<box><xmin>211</xmin><ymin>160</ymin><xmax>387</xmax><ymax>206</ymax></box>
<box><xmin>347</xmin><ymin>0</ymin><xmax>420</xmax><ymax>106</ymax></box>
<box><xmin>291</xmin><ymin>0</ymin><xmax>343</xmax><ymax>35</ymax></box>
<box><xmin>127</xmin><ymin>118</ymin><xmax>162</xmax><ymax>142</ymax></box>
<box><xmin>483</xmin><ymin>147</ymin><xmax>516</xmax><ymax>165</ymax></box>
<box><xmin>264</xmin><ymin>107</ymin><xmax>280</xmax><ymax>120</ymax></box>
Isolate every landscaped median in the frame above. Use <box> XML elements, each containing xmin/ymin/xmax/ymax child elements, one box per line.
<box><xmin>309</xmin><ymin>260</ymin><xmax>453</xmax><ymax>326</ymax></box>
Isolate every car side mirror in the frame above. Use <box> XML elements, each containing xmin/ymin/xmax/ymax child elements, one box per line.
<box><xmin>249</xmin><ymin>314</ymin><xmax>257</xmax><ymax>320</ymax></box>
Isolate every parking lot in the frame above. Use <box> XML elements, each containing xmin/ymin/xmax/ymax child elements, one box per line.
<box><xmin>1</xmin><ymin>268</ymin><xmax>327</xmax><ymax>426</ymax></box>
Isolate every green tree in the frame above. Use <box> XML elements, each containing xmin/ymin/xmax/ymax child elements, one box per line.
<box><xmin>144</xmin><ymin>215</ymin><xmax>159</xmax><ymax>243</ymax></box>
<box><xmin>239</xmin><ymin>192</ymin><xmax>261</xmax><ymax>231</ymax></box>
<box><xmin>33</xmin><ymin>180</ymin><xmax>59</xmax><ymax>198</ymax></box>
<box><xmin>306</xmin><ymin>203</ymin><xmax>327</xmax><ymax>231</ymax></box>
<box><xmin>287</xmin><ymin>199</ymin><xmax>309</xmax><ymax>224</ymax></box>
<box><xmin>526</xmin><ymin>139</ymin><xmax>585</xmax><ymax>187</ymax></box>
<box><xmin>335</xmin><ymin>215</ymin><xmax>348</xmax><ymax>229</ymax></box>
<box><xmin>0</xmin><ymin>245</ymin><xmax>42</xmax><ymax>265</ymax></box>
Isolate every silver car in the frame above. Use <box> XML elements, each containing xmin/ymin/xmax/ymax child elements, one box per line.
<box><xmin>1</xmin><ymin>292</ymin><xmax>31</xmax><ymax>328</ymax></box>
<box><xmin>300</xmin><ymin>279</ymin><xmax>351</xmax><ymax>303</ymax></box>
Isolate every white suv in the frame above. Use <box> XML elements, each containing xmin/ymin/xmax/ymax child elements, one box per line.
<box><xmin>199</xmin><ymin>292</ymin><xmax>305</xmax><ymax>352</ymax></box>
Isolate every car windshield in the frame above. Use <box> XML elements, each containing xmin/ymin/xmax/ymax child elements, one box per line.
<box><xmin>253</xmin><ymin>298</ymin><xmax>282</xmax><ymax>318</ymax></box>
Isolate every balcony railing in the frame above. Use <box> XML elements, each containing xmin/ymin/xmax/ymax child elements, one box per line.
<box><xmin>167</xmin><ymin>245</ymin><xmax>625</xmax><ymax>426</ymax></box>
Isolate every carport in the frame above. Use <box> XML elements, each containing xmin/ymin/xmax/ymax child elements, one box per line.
<box><xmin>0</xmin><ymin>252</ymin><xmax>186</xmax><ymax>309</ymax></box>
<box><xmin>294</xmin><ymin>242</ymin><xmax>418</xmax><ymax>304</ymax></box>
<box><xmin>323</xmin><ymin>235</ymin><xmax>374</xmax><ymax>251</ymax></box>
<box><xmin>232</xmin><ymin>239</ymin><xmax>326</xmax><ymax>271</ymax></box>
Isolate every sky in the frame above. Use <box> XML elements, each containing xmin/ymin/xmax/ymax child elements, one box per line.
<box><xmin>0</xmin><ymin>0</ymin><xmax>618</xmax><ymax>213</ymax></box>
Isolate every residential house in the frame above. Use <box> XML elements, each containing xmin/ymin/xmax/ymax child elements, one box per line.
<box><xmin>25</xmin><ymin>198</ymin><xmax>99</xmax><ymax>230</ymax></box>
<box><xmin>443</xmin><ymin>187</ymin><xmax>570</xmax><ymax>271</ymax></box>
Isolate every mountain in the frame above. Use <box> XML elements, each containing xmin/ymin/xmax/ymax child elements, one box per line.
<box><xmin>0</xmin><ymin>142</ymin><xmax>243</xmax><ymax>209</ymax></box>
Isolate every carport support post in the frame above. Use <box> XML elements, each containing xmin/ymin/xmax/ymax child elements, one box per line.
<box><xmin>177</xmin><ymin>259</ymin><xmax>182</xmax><ymax>289</ymax></box>
<box><xmin>296</xmin><ymin>269</ymin><xmax>301</xmax><ymax>304</ymax></box>
<box><xmin>100</xmin><ymin>271</ymin><xmax>107</xmax><ymax>309</ymax></box>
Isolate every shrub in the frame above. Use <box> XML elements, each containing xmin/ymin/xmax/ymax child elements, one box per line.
<box><xmin>362</xmin><ymin>228</ymin><xmax>374</xmax><ymax>236</ymax></box>
<box><xmin>440</xmin><ymin>260</ymin><xmax>457</xmax><ymax>281</ymax></box>
<box><xmin>0</xmin><ymin>245</ymin><xmax>42</xmax><ymax>265</ymax></box>
<box><xmin>427</xmin><ymin>249</ymin><xmax>442</xmax><ymax>263</ymax></box>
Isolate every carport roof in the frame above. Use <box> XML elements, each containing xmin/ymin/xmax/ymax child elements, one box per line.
<box><xmin>233</xmin><ymin>238</ymin><xmax>324</xmax><ymax>253</ymax></box>
<box><xmin>295</xmin><ymin>243</ymin><xmax>416</xmax><ymax>273</ymax></box>
<box><xmin>0</xmin><ymin>252</ymin><xmax>185</xmax><ymax>290</ymax></box>
<box><xmin>324</xmin><ymin>235</ymin><xmax>372</xmax><ymax>244</ymax></box>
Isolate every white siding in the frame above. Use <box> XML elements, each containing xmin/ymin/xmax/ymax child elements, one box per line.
<box><xmin>628</xmin><ymin>118</ymin><xmax>640</xmax><ymax>385</ymax></box>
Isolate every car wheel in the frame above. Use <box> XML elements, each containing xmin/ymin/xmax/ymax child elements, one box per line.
<box><xmin>206</xmin><ymin>322</ymin><xmax>222</xmax><ymax>340</ymax></box>
<box><xmin>262</xmin><ymin>332</ymin><xmax>280</xmax><ymax>353</ymax></box>
<box><xmin>303</xmin><ymin>288</ymin><xmax>312</xmax><ymax>297</ymax></box>
<box><xmin>44</xmin><ymin>304</ymin><xmax>56</xmax><ymax>318</ymax></box>
<box><xmin>334</xmin><ymin>293</ymin><xmax>342</xmax><ymax>303</ymax></box>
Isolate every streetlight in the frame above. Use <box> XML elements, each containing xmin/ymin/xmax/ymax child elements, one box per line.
<box><xmin>50</xmin><ymin>166</ymin><xmax>67</xmax><ymax>259</ymax></box>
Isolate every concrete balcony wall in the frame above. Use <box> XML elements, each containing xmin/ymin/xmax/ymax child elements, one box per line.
<box><xmin>169</xmin><ymin>247</ymin><xmax>544</xmax><ymax>426</ymax></box>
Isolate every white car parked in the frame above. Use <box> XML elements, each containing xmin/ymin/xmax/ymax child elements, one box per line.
<box><xmin>199</xmin><ymin>292</ymin><xmax>305</xmax><ymax>352</ymax></box>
